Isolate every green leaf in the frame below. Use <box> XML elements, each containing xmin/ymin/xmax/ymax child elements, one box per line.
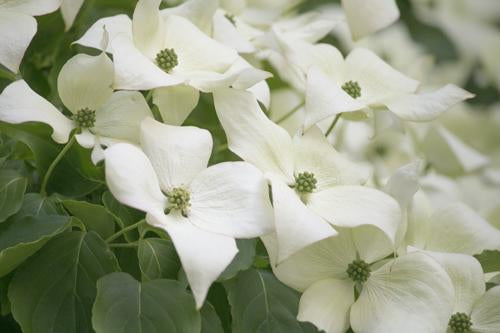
<box><xmin>218</xmin><ymin>239</ymin><xmax>256</xmax><ymax>281</ymax></box>
<box><xmin>224</xmin><ymin>269</ymin><xmax>321</xmax><ymax>333</ymax></box>
<box><xmin>137</xmin><ymin>238</ymin><xmax>180</xmax><ymax>281</ymax></box>
<box><xmin>201</xmin><ymin>302</ymin><xmax>224</xmax><ymax>333</ymax></box>
<box><xmin>63</xmin><ymin>200</ymin><xmax>115</xmax><ymax>239</ymax></box>
<box><xmin>474</xmin><ymin>250</ymin><xmax>500</xmax><ymax>273</ymax></box>
<box><xmin>8</xmin><ymin>231</ymin><xmax>119</xmax><ymax>333</ymax></box>
<box><xmin>0</xmin><ymin>170</ymin><xmax>27</xmax><ymax>223</ymax></box>
<box><xmin>102</xmin><ymin>191</ymin><xmax>143</xmax><ymax>241</ymax></box>
<box><xmin>92</xmin><ymin>272</ymin><xmax>201</xmax><ymax>333</ymax></box>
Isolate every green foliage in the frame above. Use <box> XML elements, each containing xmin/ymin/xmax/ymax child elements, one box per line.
<box><xmin>63</xmin><ymin>200</ymin><xmax>115</xmax><ymax>239</ymax></box>
<box><xmin>474</xmin><ymin>250</ymin><xmax>500</xmax><ymax>273</ymax></box>
<box><xmin>137</xmin><ymin>237</ymin><xmax>181</xmax><ymax>281</ymax></box>
<box><xmin>0</xmin><ymin>170</ymin><xmax>27</xmax><ymax>222</ymax></box>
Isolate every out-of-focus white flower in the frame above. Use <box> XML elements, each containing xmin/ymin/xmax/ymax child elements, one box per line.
<box><xmin>262</xmin><ymin>229</ymin><xmax>455</xmax><ymax>333</ymax></box>
<box><xmin>0</xmin><ymin>0</ymin><xmax>60</xmax><ymax>73</ymax></box>
<box><xmin>214</xmin><ymin>88</ymin><xmax>401</xmax><ymax>261</ymax></box>
<box><xmin>104</xmin><ymin>117</ymin><xmax>274</xmax><ymax>308</ymax></box>
<box><xmin>0</xmin><ymin>50</ymin><xmax>152</xmax><ymax>163</ymax></box>
<box><xmin>60</xmin><ymin>0</ymin><xmax>85</xmax><ymax>29</ymax></box>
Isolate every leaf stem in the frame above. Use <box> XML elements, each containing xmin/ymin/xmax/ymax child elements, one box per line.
<box><xmin>105</xmin><ymin>220</ymin><xmax>146</xmax><ymax>243</ymax></box>
<box><xmin>40</xmin><ymin>135</ymin><xmax>76</xmax><ymax>196</ymax></box>
<box><xmin>276</xmin><ymin>101</ymin><xmax>304</xmax><ymax>124</ymax></box>
<box><xmin>325</xmin><ymin>113</ymin><xmax>342</xmax><ymax>137</ymax></box>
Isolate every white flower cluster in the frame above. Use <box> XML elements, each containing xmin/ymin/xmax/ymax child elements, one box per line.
<box><xmin>1</xmin><ymin>0</ymin><xmax>500</xmax><ymax>332</ymax></box>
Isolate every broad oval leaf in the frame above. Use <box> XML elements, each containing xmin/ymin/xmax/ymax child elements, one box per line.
<box><xmin>92</xmin><ymin>272</ymin><xmax>201</xmax><ymax>333</ymax></box>
<box><xmin>0</xmin><ymin>170</ymin><xmax>27</xmax><ymax>223</ymax></box>
<box><xmin>218</xmin><ymin>239</ymin><xmax>256</xmax><ymax>281</ymax></box>
<box><xmin>63</xmin><ymin>200</ymin><xmax>115</xmax><ymax>239</ymax></box>
<box><xmin>8</xmin><ymin>231</ymin><xmax>119</xmax><ymax>333</ymax></box>
<box><xmin>137</xmin><ymin>238</ymin><xmax>180</xmax><ymax>281</ymax></box>
<box><xmin>201</xmin><ymin>302</ymin><xmax>224</xmax><ymax>333</ymax></box>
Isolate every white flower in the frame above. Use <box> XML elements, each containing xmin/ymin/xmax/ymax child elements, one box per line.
<box><xmin>262</xmin><ymin>229</ymin><xmax>455</xmax><ymax>333</ymax></box>
<box><xmin>60</xmin><ymin>0</ymin><xmax>85</xmax><ymax>30</ymax></box>
<box><xmin>0</xmin><ymin>0</ymin><xmax>60</xmax><ymax>73</ymax></box>
<box><xmin>213</xmin><ymin>88</ymin><xmax>401</xmax><ymax>261</ymax></box>
<box><xmin>103</xmin><ymin>117</ymin><xmax>274</xmax><ymax>308</ymax></box>
<box><xmin>0</xmin><ymin>51</ymin><xmax>152</xmax><ymax>163</ymax></box>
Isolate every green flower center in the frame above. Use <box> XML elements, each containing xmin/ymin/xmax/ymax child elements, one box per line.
<box><xmin>73</xmin><ymin>107</ymin><xmax>96</xmax><ymax>128</ymax></box>
<box><xmin>164</xmin><ymin>187</ymin><xmax>191</xmax><ymax>217</ymax></box>
<box><xmin>155</xmin><ymin>48</ymin><xmax>178</xmax><ymax>73</ymax></box>
<box><xmin>292</xmin><ymin>172</ymin><xmax>317</xmax><ymax>194</ymax></box>
<box><xmin>347</xmin><ymin>259</ymin><xmax>371</xmax><ymax>283</ymax></box>
<box><xmin>225</xmin><ymin>13</ymin><xmax>236</xmax><ymax>25</ymax></box>
<box><xmin>341</xmin><ymin>80</ymin><xmax>361</xmax><ymax>99</ymax></box>
<box><xmin>448</xmin><ymin>313</ymin><xmax>473</xmax><ymax>333</ymax></box>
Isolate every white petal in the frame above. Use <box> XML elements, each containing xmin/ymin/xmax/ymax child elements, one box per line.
<box><xmin>247</xmin><ymin>80</ymin><xmax>270</xmax><ymax>110</ymax></box>
<box><xmin>60</xmin><ymin>0</ymin><xmax>84</xmax><ymax>29</ymax></box>
<box><xmin>273</xmin><ymin>12</ymin><xmax>337</xmax><ymax>44</ymax></box>
<box><xmin>305</xmin><ymin>67</ymin><xmax>365</xmax><ymax>128</ymax></box>
<box><xmin>212</xmin><ymin>10</ymin><xmax>255</xmax><ymax>53</ymax></box>
<box><xmin>351</xmin><ymin>225</ymin><xmax>396</xmax><ymax>263</ymax></box>
<box><xmin>308</xmin><ymin>185</ymin><xmax>401</xmax><ymax>246</ymax></box>
<box><xmin>161</xmin><ymin>0</ymin><xmax>217</xmax><ymax>34</ymax></box>
<box><xmin>385</xmin><ymin>84</ymin><xmax>474</xmax><ymax>122</ymax></box>
<box><xmin>103</xmin><ymin>143</ymin><xmax>166</xmax><ymax>214</ymax></box>
<box><xmin>0</xmin><ymin>0</ymin><xmax>59</xmax><ymax>16</ymax></box>
<box><xmin>90</xmin><ymin>141</ymin><xmax>105</xmax><ymax>164</ymax></box>
<box><xmin>164</xmin><ymin>15</ymin><xmax>237</xmax><ymax>73</ymax></box>
<box><xmin>271</xmin><ymin>179</ymin><xmax>337</xmax><ymax>262</ymax></box>
<box><xmin>470</xmin><ymin>286</ymin><xmax>500</xmax><ymax>333</ymax></box>
<box><xmin>213</xmin><ymin>88</ymin><xmax>294</xmax><ymax>182</ymax></box>
<box><xmin>147</xmin><ymin>212</ymin><xmax>237</xmax><ymax>308</ymax></box>
<box><xmin>0</xmin><ymin>80</ymin><xmax>73</xmax><ymax>143</ymax></box>
<box><xmin>140</xmin><ymin>117</ymin><xmax>212</xmax><ymax>190</ymax></box>
<box><xmin>111</xmin><ymin>34</ymin><xmax>184</xmax><ymax>90</ymax></box>
<box><xmin>0</xmin><ymin>11</ymin><xmax>36</xmax><ymax>73</ymax></box>
<box><xmin>425</xmin><ymin>202</ymin><xmax>500</xmax><ymax>255</ymax></box>
<box><xmin>351</xmin><ymin>252</ymin><xmax>454</xmax><ymax>333</ymax></box>
<box><xmin>266</xmin><ymin>230</ymin><xmax>356</xmax><ymax>291</ymax></box>
<box><xmin>406</xmin><ymin>190</ymin><xmax>433</xmax><ymax>249</ymax></box>
<box><xmin>341</xmin><ymin>0</ymin><xmax>399</xmax><ymax>40</ymax></box>
<box><xmin>132</xmin><ymin>0</ymin><xmax>164</xmax><ymax>58</ymax></box>
<box><xmin>75</xmin><ymin>129</ymin><xmax>95</xmax><ymax>148</ymax></box>
<box><xmin>189</xmin><ymin>161</ymin><xmax>274</xmax><ymax>238</ymax></box>
<box><xmin>384</xmin><ymin>160</ymin><xmax>422</xmax><ymax>207</ymax></box>
<box><xmin>57</xmin><ymin>53</ymin><xmax>114</xmax><ymax>113</ymax></box>
<box><xmin>298</xmin><ymin>278</ymin><xmax>354</xmax><ymax>333</ymax></box>
<box><xmin>74</xmin><ymin>14</ymin><xmax>132</xmax><ymax>53</ymax></box>
<box><xmin>293</xmin><ymin>126</ymin><xmax>367</xmax><ymax>191</ymax></box>
<box><xmin>420</xmin><ymin>251</ymin><xmax>485</xmax><ymax>314</ymax></box>
<box><xmin>152</xmin><ymin>85</ymin><xmax>199</xmax><ymax>125</ymax></box>
<box><xmin>93</xmin><ymin>91</ymin><xmax>152</xmax><ymax>143</ymax></box>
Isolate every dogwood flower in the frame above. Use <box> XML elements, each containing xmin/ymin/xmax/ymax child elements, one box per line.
<box><xmin>262</xmin><ymin>228</ymin><xmax>455</xmax><ymax>333</ymax></box>
<box><xmin>0</xmin><ymin>50</ymin><xmax>152</xmax><ymax>163</ymax></box>
<box><xmin>213</xmin><ymin>88</ymin><xmax>401</xmax><ymax>261</ymax></box>
<box><xmin>0</xmin><ymin>0</ymin><xmax>60</xmax><ymax>73</ymax></box>
<box><xmin>103</xmin><ymin>117</ymin><xmax>274</xmax><ymax>308</ymax></box>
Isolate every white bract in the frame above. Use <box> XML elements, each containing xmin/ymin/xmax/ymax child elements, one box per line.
<box><xmin>0</xmin><ymin>50</ymin><xmax>152</xmax><ymax>163</ymax></box>
<box><xmin>103</xmin><ymin>117</ymin><xmax>274</xmax><ymax>308</ymax></box>
<box><xmin>213</xmin><ymin>88</ymin><xmax>401</xmax><ymax>261</ymax></box>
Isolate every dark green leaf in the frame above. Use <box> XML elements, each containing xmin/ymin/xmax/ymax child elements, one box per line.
<box><xmin>8</xmin><ymin>231</ymin><xmax>119</xmax><ymax>333</ymax></box>
<box><xmin>137</xmin><ymin>238</ymin><xmax>180</xmax><ymax>281</ymax></box>
<box><xmin>224</xmin><ymin>269</ymin><xmax>321</xmax><ymax>333</ymax></box>
<box><xmin>218</xmin><ymin>239</ymin><xmax>256</xmax><ymax>281</ymax></box>
<box><xmin>201</xmin><ymin>302</ymin><xmax>224</xmax><ymax>333</ymax></box>
<box><xmin>102</xmin><ymin>191</ymin><xmax>143</xmax><ymax>241</ymax></box>
<box><xmin>63</xmin><ymin>200</ymin><xmax>115</xmax><ymax>239</ymax></box>
<box><xmin>92</xmin><ymin>272</ymin><xmax>201</xmax><ymax>333</ymax></box>
<box><xmin>474</xmin><ymin>250</ymin><xmax>500</xmax><ymax>273</ymax></box>
<box><xmin>0</xmin><ymin>170</ymin><xmax>27</xmax><ymax>222</ymax></box>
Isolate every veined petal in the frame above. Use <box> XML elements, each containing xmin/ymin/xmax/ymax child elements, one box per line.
<box><xmin>298</xmin><ymin>278</ymin><xmax>354</xmax><ymax>333</ymax></box>
<box><xmin>74</xmin><ymin>14</ymin><xmax>132</xmax><ymax>53</ymax></box>
<box><xmin>189</xmin><ymin>161</ymin><xmax>274</xmax><ymax>238</ymax></box>
<box><xmin>213</xmin><ymin>88</ymin><xmax>294</xmax><ymax>182</ymax></box>
<box><xmin>60</xmin><ymin>0</ymin><xmax>84</xmax><ymax>30</ymax></box>
<box><xmin>111</xmin><ymin>34</ymin><xmax>184</xmax><ymax>90</ymax></box>
<box><xmin>470</xmin><ymin>286</ymin><xmax>500</xmax><ymax>333</ymax></box>
<box><xmin>271</xmin><ymin>179</ymin><xmax>337</xmax><ymax>262</ymax></box>
<box><xmin>342</xmin><ymin>0</ymin><xmax>399</xmax><ymax>40</ymax></box>
<box><xmin>293</xmin><ymin>126</ymin><xmax>367</xmax><ymax>191</ymax></box>
<box><xmin>147</xmin><ymin>212</ymin><xmax>238</xmax><ymax>308</ymax></box>
<box><xmin>425</xmin><ymin>202</ymin><xmax>500</xmax><ymax>255</ymax></box>
<box><xmin>152</xmin><ymin>85</ymin><xmax>199</xmax><ymax>125</ymax></box>
<box><xmin>160</xmin><ymin>0</ymin><xmax>217</xmax><ymax>34</ymax></box>
<box><xmin>57</xmin><ymin>53</ymin><xmax>114</xmax><ymax>113</ymax></box>
<box><xmin>140</xmin><ymin>117</ymin><xmax>212</xmax><ymax>191</ymax></box>
<box><xmin>264</xmin><ymin>230</ymin><xmax>356</xmax><ymax>291</ymax></box>
<box><xmin>104</xmin><ymin>143</ymin><xmax>166</xmax><ymax>214</ymax></box>
<box><xmin>0</xmin><ymin>0</ymin><xmax>60</xmax><ymax>16</ymax></box>
<box><xmin>0</xmin><ymin>11</ymin><xmax>36</xmax><ymax>73</ymax></box>
<box><xmin>0</xmin><ymin>80</ymin><xmax>74</xmax><ymax>143</ymax></box>
<box><xmin>93</xmin><ymin>91</ymin><xmax>152</xmax><ymax>143</ymax></box>
<box><xmin>308</xmin><ymin>185</ymin><xmax>401</xmax><ymax>247</ymax></box>
<box><xmin>132</xmin><ymin>0</ymin><xmax>165</xmax><ymax>58</ymax></box>
<box><xmin>385</xmin><ymin>84</ymin><xmax>474</xmax><ymax>122</ymax></box>
<box><xmin>351</xmin><ymin>252</ymin><xmax>454</xmax><ymax>333</ymax></box>
<box><xmin>164</xmin><ymin>15</ymin><xmax>238</xmax><ymax>73</ymax></box>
